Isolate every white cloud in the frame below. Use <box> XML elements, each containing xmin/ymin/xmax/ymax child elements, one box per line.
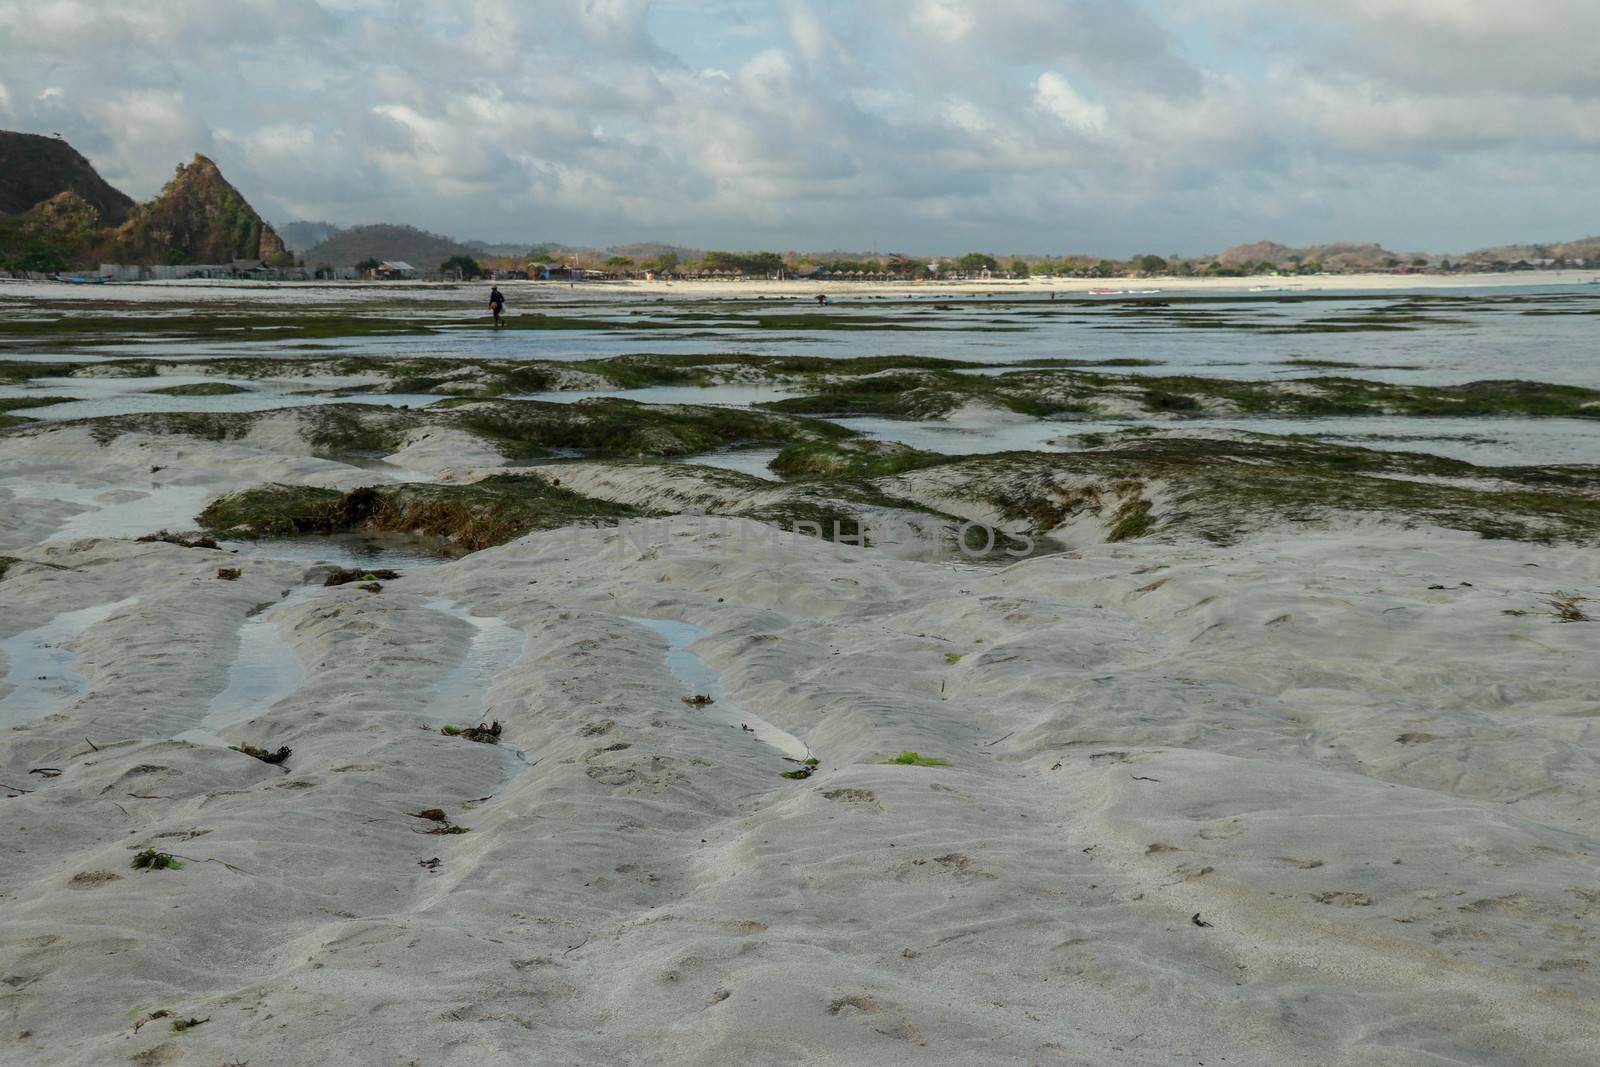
<box><xmin>1032</xmin><ymin>72</ymin><xmax>1106</xmax><ymax>135</ymax></box>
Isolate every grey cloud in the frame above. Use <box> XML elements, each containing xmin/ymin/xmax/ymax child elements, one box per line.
<box><xmin>0</xmin><ymin>0</ymin><xmax>1593</xmax><ymax>254</ymax></box>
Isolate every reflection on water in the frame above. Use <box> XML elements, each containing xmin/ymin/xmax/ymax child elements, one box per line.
<box><xmin>512</xmin><ymin>383</ymin><xmax>801</xmax><ymax>406</ymax></box>
<box><xmin>628</xmin><ymin>616</ymin><xmax>811</xmax><ymax>762</ymax></box>
<box><xmin>836</xmin><ymin>414</ymin><xmax>1600</xmax><ymax>467</ymax></box>
<box><xmin>3</xmin><ymin>285</ymin><xmax>1597</xmax><ymax>478</ymax></box>
<box><xmin>667</xmin><ymin>448</ymin><xmax>781</xmax><ymax>480</ymax></box>
<box><xmin>421</xmin><ymin>597</ymin><xmax>529</xmax><ymax>728</ymax></box>
<box><xmin>0</xmin><ymin>597</ymin><xmax>139</xmax><ymax>728</ymax></box>
<box><xmin>197</xmin><ymin>587</ymin><xmax>318</xmax><ymax>733</ymax></box>
<box><xmin>223</xmin><ymin>531</ymin><xmax>461</xmax><ymax>571</ymax></box>
<box><xmin>0</xmin><ymin>481</ymin><xmax>218</xmax><ymax>543</ymax></box>
<box><xmin>6</xmin><ymin>381</ymin><xmax>442</xmax><ymax>422</ymax></box>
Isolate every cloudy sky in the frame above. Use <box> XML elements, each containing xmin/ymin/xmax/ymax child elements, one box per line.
<box><xmin>2</xmin><ymin>0</ymin><xmax>1596</xmax><ymax>255</ymax></box>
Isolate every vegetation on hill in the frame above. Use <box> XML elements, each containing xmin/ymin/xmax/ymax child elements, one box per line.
<box><xmin>101</xmin><ymin>155</ymin><xmax>287</xmax><ymax>265</ymax></box>
<box><xmin>0</xmin><ymin>191</ymin><xmax>103</xmax><ymax>272</ymax></box>
<box><xmin>0</xmin><ymin>130</ymin><xmax>134</xmax><ymax>225</ymax></box>
<box><xmin>0</xmin><ymin>134</ymin><xmax>284</xmax><ymax>269</ymax></box>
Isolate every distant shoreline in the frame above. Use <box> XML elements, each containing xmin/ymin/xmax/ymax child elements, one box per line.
<box><xmin>575</xmin><ymin>269</ymin><xmax>1600</xmax><ymax>298</ymax></box>
<box><xmin>3</xmin><ymin>268</ymin><xmax>1596</xmax><ymax>301</ymax></box>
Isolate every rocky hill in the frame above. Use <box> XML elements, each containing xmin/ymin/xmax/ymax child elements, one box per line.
<box><xmin>1218</xmin><ymin>240</ymin><xmax>1417</xmax><ymax>270</ymax></box>
<box><xmin>0</xmin><ymin>130</ymin><xmax>134</xmax><ymax>226</ymax></box>
<box><xmin>102</xmin><ymin>154</ymin><xmax>286</xmax><ymax>264</ymax></box>
<box><xmin>302</xmin><ymin>223</ymin><xmax>478</xmax><ymax>268</ymax></box>
<box><xmin>1463</xmin><ymin>235</ymin><xmax>1600</xmax><ymax>265</ymax></box>
<box><xmin>1</xmin><ymin>132</ymin><xmax>284</xmax><ymax>270</ymax></box>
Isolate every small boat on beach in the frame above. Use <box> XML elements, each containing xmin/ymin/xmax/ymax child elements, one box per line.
<box><xmin>1087</xmin><ymin>287</ymin><xmax>1122</xmax><ymax>295</ymax></box>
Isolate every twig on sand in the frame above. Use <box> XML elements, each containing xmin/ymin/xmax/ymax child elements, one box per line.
<box><xmin>982</xmin><ymin>730</ymin><xmax>1015</xmax><ymax>748</ymax></box>
<box><xmin>84</xmin><ymin>736</ymin><xmax>100</xmax><ymax>751</ymax></box>
<box><xmin>1131</xmin><ymin>774</ymin><xmax>1160</xmax><ymax>782</ymax></box>
<box><xmin>1</xmin><ymin>781</ymin><xmax>33</xmax><ymax>795</ymax></box>
<box><xmin>1191</xmin><ymin>913</ymin><xmax>1214</xmax><ymax>928</ymax></box>
<box><xmin>564</xmin><ymin>937</ymin><xmax>588</xmax><ymax>957</ymax></box>
<box><xmin>1503</xmin><ymin>590</ymin><xmax>1592</xmax><ymax>623</ymax></box>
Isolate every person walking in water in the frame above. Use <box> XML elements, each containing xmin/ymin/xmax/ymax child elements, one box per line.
<box><xmin>489</xmin><ymin>285</ymin><xmax>506</xmax><ymax>326</ymax></box>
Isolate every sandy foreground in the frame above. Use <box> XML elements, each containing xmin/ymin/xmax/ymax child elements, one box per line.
<box><xmin>2</xmin><ymin>426</ymin><xmax>1599</xmax><ymax>1066</ymax></box>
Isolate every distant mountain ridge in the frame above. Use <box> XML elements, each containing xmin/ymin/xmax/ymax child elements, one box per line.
<box><xmin>277</xmin><ymin>220</ymin><xmax>342</xmax><ymax>254</ymax></box>
<box><xmin>1464</xmin><ymin>235</ymin><xmax>1600</xmax><ymax>264</ymax></box>
<box><xmin>302</xmin><ymin>223</ymin><xmax>480</xmax><ymax>267</ymax></box>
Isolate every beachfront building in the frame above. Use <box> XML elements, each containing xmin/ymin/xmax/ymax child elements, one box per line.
<box><xmin>229</xmin><ymin>259</ymin><xmax>271</xmax><ymax>278</ymax></box>
<box><xmin>373</xmin><ymin>260</ymin><xmax>417</xmax><ymax>279</ymax></box>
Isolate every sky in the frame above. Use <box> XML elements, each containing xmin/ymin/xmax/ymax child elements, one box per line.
<box><xmin>1</xmin><ymin>0</ymin><xmax>1597</xmax><ymax>257</ymax></box>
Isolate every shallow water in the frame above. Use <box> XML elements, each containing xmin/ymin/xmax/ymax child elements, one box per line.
<box><xmin>0</xmin><ymin>597</ymin><xmax>139</xmax><ymax>728</ymax></box>
<box><xmin>10</xmin><ymin>284</ymin><xmax>1598</xmax><ymax>386</ymax></box>
<box><xmin>511</xmin><ymin>384</ymin><xmax>801</xmax><ymax>406</ymax></box>
<box><xmin>5</xmin><ymin>284</ymin><xmax>1598</xmax><ymax>474</ymax></box>
<box><xmin>1</xmin><ymin>380</ymin><xmax>443</xmax><ymax>422</ymax></box>
<box><xmin>666</xmin><ymin>448</ymin><xmax>782</xmax><ymax>480</ymax></box>
<box><xmin>222</xmin><ymin>533</ymin><xmax>459</xmax><ymax>571</ymax></box>
<box><xmin>422</xmin><ymin>598</ymin><xmax>529</xmax><ymax>730</ymax></box>
<box><xmin>196</xmin><ymin>587</ymin><xmax>319</xmax><ymax>734</ymax></box>
<box><xmin>839</xmin><ymin>413</ymin><xmax>1600</xmax><ymax>467</ymax></box>
<box><xmin>627</xmin><ymin>616</ymin><xmax>811</xmax><ymax>762</ymax></box>
<box><xmin>0</xmin><ymin>481</ymin><xmax>219</xmax><ymax>543</ymax></box>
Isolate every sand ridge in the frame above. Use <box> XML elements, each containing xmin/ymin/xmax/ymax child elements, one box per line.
<box><xmin>2</xmin><ymin>516</ymin><xmax>1597</xmax><ymax>1064</ymax></box>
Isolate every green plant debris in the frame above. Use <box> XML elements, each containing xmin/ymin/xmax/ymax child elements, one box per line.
<box><xmin>198</xmin><ymin>475</ymin><xmax>650</xmax><ymax>550</ymax></box>
<box><xmin>130</xmin><ymin>849</ymin><xmax>182</xmax><ymax>870</ymax></box>
<box><xmin>131</xmin><ymin>1010</ymin><xmax>174</xmax><ymax>1034</ymax></box>
<box><xmin>881</xmin><ymin>751</ymin><xmax>951</xmax><ymax>767</ymax></box>
<box><xmin>134</xmin><ymin>530</ymin><xmax>219</xmax><ymax>549</ymax></box>
<box><xmin>771</xmin><ymin>439</ymin><xmax>944</xmax><ymax>479</ymax></box>
<box><xmin>891</xmin><ymin>433</ymin><xmax>1600</xmax><ymax>545</ymax></box>
<box><xmin>440</xmin><ymin>397</ymin><xmax>849</xmax><ymax>460</ymax></box>
<box><xmin>943</xmin><ymin>652</ymin><xmax>963</xmax><ymax>664</ymax></box>
<box><xmin>229</xmin><ymin>743</ymin><xmax>290</xmax><ymax>764</ymax></box>
<box><xmin>324</xmin><ymin>567</ymin><xmax>400</xmax><ymax>586</ymax></box>
<box><xmin>441</xmin><ymin>721</ymin><xmax>502</xmax><ymax>743</ymax></box>
<box><xmin>458</xmin><ymin>721</ymin><xmax>503</xmax><ymax>744</ymax></box>
<box><xmin>169</xmin><ymin>1017</ymin><xmax>209</xmax><ymax>1034</ymax></box>
<box><xmin>0</xmin><ymin>395</ymin><xmax>74</xmax><ymax>427</ymax></box>
<box><xmin>148</xmin><ymin>381</ymin><xmax>248</xmax><ymax>396</ymax></box>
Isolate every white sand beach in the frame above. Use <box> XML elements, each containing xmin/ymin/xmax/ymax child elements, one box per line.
<box><xmin>2</xmin><ymin>416</ymin><xmax>1598</xmax><ymax>1065</ymax></box>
